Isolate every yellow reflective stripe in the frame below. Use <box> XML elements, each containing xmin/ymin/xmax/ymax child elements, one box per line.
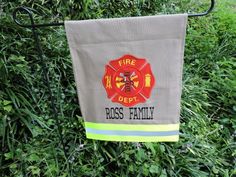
<box><xmin>86</xmin><ymin>133</ymin><xmax>179</xmax><ymax>142</ymax></box>
<box><xmin>85</xmin><ymin>122</ymin><xmax>179</xmax><ymax>131</ymax></box>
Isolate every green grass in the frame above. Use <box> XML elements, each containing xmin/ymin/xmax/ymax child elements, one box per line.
<box><xmin>0</xmin><ymin>0</ymin><xmax>235</xmax><ymax>176</ymax></box>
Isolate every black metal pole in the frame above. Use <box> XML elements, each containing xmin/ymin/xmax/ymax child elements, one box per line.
<box><xmin>12</xmin><ymin>6</ymin><xmax>70</xmax><ymax>173</ymax></box>
<box><xmin>31</xmin><ymin>19</ymin><xmax>67</xmax><ymax>155</ymax></box>
<box><xmin>13</xmin><ymin>0</ymin><xmax>215</xmax><ymax>28</ymax></box>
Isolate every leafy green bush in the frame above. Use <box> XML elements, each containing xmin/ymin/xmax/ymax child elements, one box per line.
<box><xmin>0</xmin><ymin>0</ymin><xmax>235</xmax><ymax>176</ymax></box>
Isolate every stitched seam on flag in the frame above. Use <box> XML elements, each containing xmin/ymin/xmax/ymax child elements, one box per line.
<box><xmin>85</xmin><ymin>122</ymin><xmax>179</xmax><ymax>131</ymax></box>
<box><xmin>86</xmin><ymin>128</ymin><xmax>179</xmax><ymax>136</ymax></box>
<box><xmin>75</xmin><ymin>38</ymin><xmax>183</xmax><ymax>47</ymax></box>
<box><xmin>86</xmin><ymin>133</ymin><xmax>179</xmax><ymax>142</ymax></box>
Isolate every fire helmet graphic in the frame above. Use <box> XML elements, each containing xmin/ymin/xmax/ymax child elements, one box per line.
<box><xmin>102</xmin><ymin>54</ymin><xmax>155</xmax><ymax>107</ymax></box>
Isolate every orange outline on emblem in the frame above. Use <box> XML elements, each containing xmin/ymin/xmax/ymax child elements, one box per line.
<box><xmin>102</xmin><ymin>54</ymin><xmax>155</xmax><ymax>107</ymax></box>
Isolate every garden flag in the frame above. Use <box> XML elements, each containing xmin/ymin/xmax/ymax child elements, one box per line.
<box><xmin>65</xmin><ymin>14</ymin><xmax>188</xmax><ymax>142</ymax></box>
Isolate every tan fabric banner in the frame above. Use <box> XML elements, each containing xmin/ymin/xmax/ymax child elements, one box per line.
<box><xmin>65</xmin><ymin>14</ymin><xmax>187</xmax><ymax>142</ymax></box>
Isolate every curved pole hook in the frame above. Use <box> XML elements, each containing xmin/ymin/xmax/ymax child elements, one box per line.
<box><xmin>12</xmin><ymin>6</ymin><xmax>36</xmax><ymax>28</ymax></box>
<box><xmin>188</xmin><ymin>0</ymin><xmax>215</xmax><ymax>17</ymax></box>
<box><xmin>13</xmin><ymin>6</ymin><xmax>63</xmax><ymax>28</ymax></box>
<box><xmin>13</xmin><ymin>0</ymin><xmax>215</xmax><ymax>28</ymax></box>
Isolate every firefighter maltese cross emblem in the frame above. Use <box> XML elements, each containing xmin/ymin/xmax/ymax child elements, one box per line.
<box><xmin>102</xmin><ymin>54</ymin><xmax>155</xmax><ymax>107</ymax></box>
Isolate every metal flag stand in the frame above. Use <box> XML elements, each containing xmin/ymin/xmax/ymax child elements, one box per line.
<box><xmin>12</xmin><ymin>0</ymin><xmax>215</xmax><ymax>173</ymax></box>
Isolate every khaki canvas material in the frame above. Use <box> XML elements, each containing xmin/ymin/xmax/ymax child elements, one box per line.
<box><xmin>65</xmin><ymin>14</ymin><xmax>187</xmax><ymax>142</ymax></box>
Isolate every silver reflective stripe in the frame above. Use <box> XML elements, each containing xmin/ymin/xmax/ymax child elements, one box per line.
<box><xmin>86</xmin><ymin>128</ymin><xmax>179</xmax><ymax>136</ymax></box>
